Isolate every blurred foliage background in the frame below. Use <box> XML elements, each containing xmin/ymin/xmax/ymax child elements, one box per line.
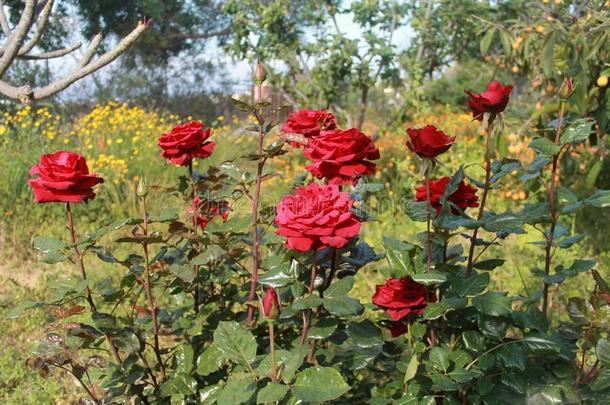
<box><xmin>1</xmin><ymin>0</ymin><xmax>610</xmax><ymax>403</ymax></box>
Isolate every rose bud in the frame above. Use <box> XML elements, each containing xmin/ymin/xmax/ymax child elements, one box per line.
<box><xmin>406</xmin><ymin>125</ymin><xmax>455</xmax><ymax>159</ymax></box>
<box><xmin>27</xmin><ymin>151</ymin><xmax>104</xmax><ymax>203</ymax></box>
<box><xmin>254</xmin><ymin>62</ymin><xmax>267</xmax><ymax>85</ymax></box>
<box><xmin>415</xmin><ymin>176</ymin><xmax>479</xmax><ymax>214</ymax></box>
<box><xmin>136</xmin><ymin>177</ymin><xmax>148</xmax><ymax>198</ymax></box>
<box><xmin>465</xmin><ymin>80</ymin><xmax>513</xmax><ymax>121</ymax></box>
<box><xmin>158</xmin><ymin>121</ymin><xmax>215</xmax><ymax>166</ymax></box>
<box><xmin>559</xmin><ymin>78</ymin><xmax>574</xmax><ymax>100</ymax></box>
<box><xmin>261</xmin><ymin>288</ymin><xmax>280</xmax><ymax>319</ymax></box>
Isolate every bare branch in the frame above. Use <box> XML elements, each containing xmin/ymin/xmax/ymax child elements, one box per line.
<box><xmin>20</xmin><ymin>42</ymin><xmax>81</xmax><ymax>59</ymax></box>
<box><xmin>0</xmin><ymin>0</ymin><xmax>37</xmax><ymax>76</ymax></box>
<box><xmin>78</xmin><ymin>33</ymin><xmax>102</xmax><ymax>68</ymax></box>
<box><xmin>18</xmin><ymin>0</ymin><xmax>54</xmax><ymax>55</ymax></box>
<box><xmin>32</xmin><ymin>20</ymin><xmax>149</xmax><ymax>100</ymax></box>
<box><xmin>0</xmin><ymin>0</ymin><xmax>11</xmax><ymax>37</ymax></box>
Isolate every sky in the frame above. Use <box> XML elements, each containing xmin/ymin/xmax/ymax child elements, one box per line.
<box><xmin>39</xmin><ymin>5</ymin><xmax>413</xmax><ymax>101</ymax></box>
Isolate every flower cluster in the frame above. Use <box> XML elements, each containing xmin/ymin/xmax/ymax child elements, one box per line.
<box><xmin>282</xmin><ymin>109</ymin><xmax>379</xmax><ymax>185</ymax></box>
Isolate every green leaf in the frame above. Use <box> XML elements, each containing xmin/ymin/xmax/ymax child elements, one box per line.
<box><xmin>451</xmin><ymin>273</ymin><xmax>490</xmax><ymax>297</ymax></box>
<box><xmin>159</xmin><ymin>372</ymin><xmax>197</xmax><ymax>397</ymax></box>
<box><xmin>411</xmin><ymin>272</ymin><xmax>447</xmax><ymax>286</ymax></box>
<box><xmin>429</xmin><ymin>346</ymin><xmax>450</xmax><ymax>372</ymax></box>
<box><xmin>346</xmin><ymin>320</ymin><xmax>384</xmax><ymax>348</ymax></box>
<box><xmin>541</xmin><ymin>31</ymin><xmax>556</xmax><ymax>77</ymax></box>
<box><xmin>482</xmin><ymin>211</ymin><xmax>523</xmax><ymax>232</ymax></box>
<box><xmin>403</xmin><ymin>355</ymin><xmax>419</xmax><ymax>384</ymax></box>
<box><xmin>529</xmin><ymin>137</ymin><xmax>560</xmax><ymax>155</ymax></box>
<box><xmin>217</xmin><ymin>373</ymin><xmax>257</xmax><ymax>405</ymax></box>
<box><xmin>480</xmin><ymin>28</ymin><xmax>496</xmax><ymax>55</ymax></box>
<box><xmin>473</xmin><ymin>259</ymin><xmax>505</xmax><ymax>271</ymax></box>
<box><xmin>176</xmin><ymin>344</ymin><xmax>194</xmax><ymax>374</ymax></box>
<box><xmin>596</xmin><ymin>339</ymin><xmax>610</xmax><ymax>367</ymax></box>
<box><xmin>462</xmin><ymin>331</ymin><xmax>486</xmax><ymax>352</ymax></box>
<box><xmin>423</xmin><ymin>302</ymin><xmax>446</xmax><ymax>320</ymax></box>
<box><xmin>522</xmin><ymin>333</ymin><xmax>562</xmax><ymax>354</ymax></box>
<box><xmin>196</xmin><ymin>344</ymin><xmax>224</xmax><ymax>376</ymax></box>
<box><xmin>213</xmin><ymin>321</ymin><xmax>257</xmax><ymax>367</ymax></box>
<box><xmin>585</xmin><ymin>190</ymin><xmax>610</xmax><ymax>208</ymax></box>
<box><xmin>560</xmin><ymin>118</ymin><xmax>593</xmax><ymax>145</ymax></box>
<box><xmin>293</xmin><ymin>367</ymin><xmax>349</xmax><ymax>403</ymax></box>
<box><xmin>257</xmin><ymin>382</ymin><xmax>289</xmax><ymax>404</ymax></box>
<box><xmin>33</xmin><ymin>235</ymin><xmax>66</xmax><ymax>253</ymax></box>
<box><xmin>472</xmin><ymin>292</ymin><xmax>511</xmax><ymax>317</ymax></box>
<box><xmin>258</xmin><ymin>264</ymin><xmax>296</xmax><ymax>288</ymax></box>
<box><xmin>281</xmin><ymin>345</ymin><xmax>308</xmax><ymax>383</ymax></box>
<box><xmin>383</xmin><ymin>237</ymin><xmax>416</xmax><ymax>276</ymax></box>
<box><xmin>591</xmin><ymin>369</ymin><xmax>610</xmax><ymax>392</ymax></box>
<box><xmin>199</xmin><ymin>384</ymin><xmax>222</xmax><ymax>404</ymax></box>
<box><xmin>497</xmin><ymin>344</ymin><xmax>526</xmax><ymax>371</ymax></box>
<box><xmin>308</xmin><ymin>318</ymin><xmax>338</xmax><ymax>339</ymax></box>
<box><xmin>323</xmin><ymin>276</ymin><xmax>363</xmax><ymax>317</ymax></box>
<box><xmin>192</xmin><ymin>245</ymin><xmax>226</xmax><ymax>265</ymax></box>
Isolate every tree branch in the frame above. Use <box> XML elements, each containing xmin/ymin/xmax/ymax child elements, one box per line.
<box><xmin>20</xmin><ymin>42</ymin><xmax>81</xmax><ymax>59</ymax></box>
<box><xmin>0</xmin><ymin>0</ymin><xmax>37</xmax><ymax>76</ymax></box>
<box><xmin>18</xmin><ymin>0</ymin><xmax>53</xmax><ymax>55</ymax></box>
<box><xmin>0</xmin><ymin>0</ymin><xmax>11</xmax><ymax>36</ymax></box>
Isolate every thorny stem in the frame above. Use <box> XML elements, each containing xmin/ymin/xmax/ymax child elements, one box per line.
<box><xmin>50</xmin><ymin>362</ymin><xmax>99</xmax><ymax>403</ymax></box>
<box><xmin>65</xmin><ymin>203</ymin><xmax>122</xmax><ymax>365</ymax></box>
<box><xmin>424</xmin><ymin>163</ymin><xmax>433</xmax><ymax>273</ymax></box>
<box><xmin>246</xmin><ymin>83</ymin><xmax>266</xmax><ymax>324</ymax></box>
<box><xmin>268</xmin><ymin>322</ymin><xmax>278</xmax><ymax>381</ymax></box>
<box><xmin>542</xmin><ymin>100</ymin><xmax>566</xmax><ymax>316</ymax></box>
<box><xmin>188</xmin><ymin>163</ymin><xmax>200</xmax><ymax>314</ymax></box>
<box><xmin>465</xmin><ymin>115</ymin><xmax>495</xmax><ymax>277</ymax></box>
<box><xmin>140</xmin><ymin>196</ymin><xmax>167</xmax><ymax>380</ymax></box>
<box><xmin>299</xmin><ymin>254</ymin><xmax>318</xmax><ymax>345</ymax></box>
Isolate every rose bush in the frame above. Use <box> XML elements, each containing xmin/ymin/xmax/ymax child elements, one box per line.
<box><xmin>12</xmin><ymin>69</ymin><xmax>610</xmax><ymax>405</ymax></box>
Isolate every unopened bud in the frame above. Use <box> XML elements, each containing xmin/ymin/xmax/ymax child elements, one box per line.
<box><xmin>559</xmin><ymin>78</ymin><xmax>574</xmax><ymax>100</ymax></box>
<box><xmin>254</xmin><ymin>63</ymin><xmax>267</xmax><ymax>85</ymax></box>
<box><xmin>261</xmin><ymin>288</ymin><xmax>280</xmax><ymax>320</ymax></box>
<box><xmin>136</xmin><ymin>177</ymin><xmax>148</xmax><ymax>198</ymax></box>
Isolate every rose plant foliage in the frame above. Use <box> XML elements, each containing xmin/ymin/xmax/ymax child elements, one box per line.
<box><xmin>11</xmin><ymin>67</ymin><xmax>610</xmax><ymax>405</ymax></box>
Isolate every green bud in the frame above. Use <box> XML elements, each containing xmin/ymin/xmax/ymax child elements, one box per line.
<box><xmin>136</xmin><ymin>177</ymin><xmax>148</xmax><ymax>198</ymax></box>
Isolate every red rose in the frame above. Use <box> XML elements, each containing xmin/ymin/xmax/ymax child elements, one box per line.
<box><xmin>261</xmin><ymin>288</ymin><xmax>280</xmax><ymax>319</ymax></box>
<box><xmin>275</xmin><ymin>183</ymin><xmax>361</xmax><ymax>252</ymax></box>
<box><xmin>465</xmin><ymin>81</ymin><xmax>513</xmax><ymax>121</ymax></box>
<box><xmin>415</xmin><ymin>177</ymin><xmax>479</xmax><ymax>214</ymax></box>
<box><xmin>27</xmin><ymin>151</ymin><xmax>103</xmax><ymax>203</ymax></box>
<box><xmin>282</xmin><ymin>109</ymin><xmax>336</xmax><ymax>140</ymax></box>
<box><xmin>372</xmin><ymin>277</ymin><xmax>435</xmax><ymax>321</ymax></box>
<box><xmin>304</xmin><ymin>128</ymin><xmax>380</xmax><ymax>185</ymax></box>
<box><xmin>189</xmin><ymin>196</ymin><xmax>229</xmax><ymax>230</ymax></box>
<box><xmin>158</xmin><ymin>121</ymin><xmax>215</xmax><ymax>166</ymax></box>
<box><xmin>406</xmin><ymin>125</ymin><xmax>455</xmax><ymax>159</ymax></box>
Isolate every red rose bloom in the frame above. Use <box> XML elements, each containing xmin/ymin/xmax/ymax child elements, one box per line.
<box><xmin>189</xmin><ymin>196</ymin><xmax>229</xmax><ymax>230</ymax></box>
<box><xmin>304</xmin><ymin>128</ymin><xmax>380</xmax><ymax>185</ymax></box>
<box><xmin>275</xmin><ymin>183</ymin><xmax>361</xmax><ymax>252</ymax></box>
<box><xmin>27</xmin><ymin>151</ymin><xmax>103</xmax><ymax>203</ymax></box>
<box><xmin>372</xmin><ymin>277</ymin><xmax>435</xmax><ymax>321</ymax></box>
<box><xmin>261</xmin><ymin>288</ymin><xmax>280</xmax><ymax>319</ymax></box>
<box><xmin>406</xmin><ymin>125</ymin><xmax>455</xmax><ymax>159</ymax></box>
<box><xmin>415</xmin><ymin>177</ymin><xmax>479</xmax><ymax>214</ymax></box>
<box><xmin>465</xmin><ymin>80</ymin><xmax>513</xmax><ymax>121</ymax></box>
<box><xmin>158</xmin><ymin>121</ymin><xmax>215</xmax><ymax>166</ymax></box>
<box><xmin>282</xmin><ymin>109</ymin><xmax>337</xmax><ymax>147</ymax></box>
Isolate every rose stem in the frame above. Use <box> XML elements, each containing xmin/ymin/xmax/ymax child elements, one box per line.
<box><xmin>140</xmin><ymin>194</ymin><xmax>166</xmax><ymax>380</ymax></box>
<box><xmin>465</xmin><ymin>114</ymin><xmax>495</xmax><ymax>277</ymax></box>
<box><xmin>246</xmin><ymin>84</ymin><xmax>266</xmax><ymax>324</ymax></box>
<box><xmin>65</xmin><ymin>203</ymin><xmax>122</xmax><ymax>365</ymax></box>
<box><xmin>424</xmin><ymin>162</ymin><xmax>433</xmax><ymax>273</ymax></box>
<box><xmin>299</xmin><ymin>253</ymin><xmax>317</xmax><ymax>345</ymax></box>
<box><xmin>542</xmin><ymin>100</ymin><xmax>566</xmax><ymax>316</ymax></box>
<box><xmin>188</xmin><ymin>162</ymin><xmax>200</xmax><ymax>314</ymax></box>
<box><xmin>268</xmin><ymin>322</ymin><xmax>278</xmax><ymax>381</ymax></box>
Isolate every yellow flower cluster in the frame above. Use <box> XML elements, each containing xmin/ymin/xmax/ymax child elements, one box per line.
<box><xmin>87</xmin><ymin>154</ymin><xmax>128</xmax><ymax>184</ymax></box>
<box><xmin>0</xmin><ymin>105</ymin><xmax>60</xmax><ymax>141</ymax></box>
